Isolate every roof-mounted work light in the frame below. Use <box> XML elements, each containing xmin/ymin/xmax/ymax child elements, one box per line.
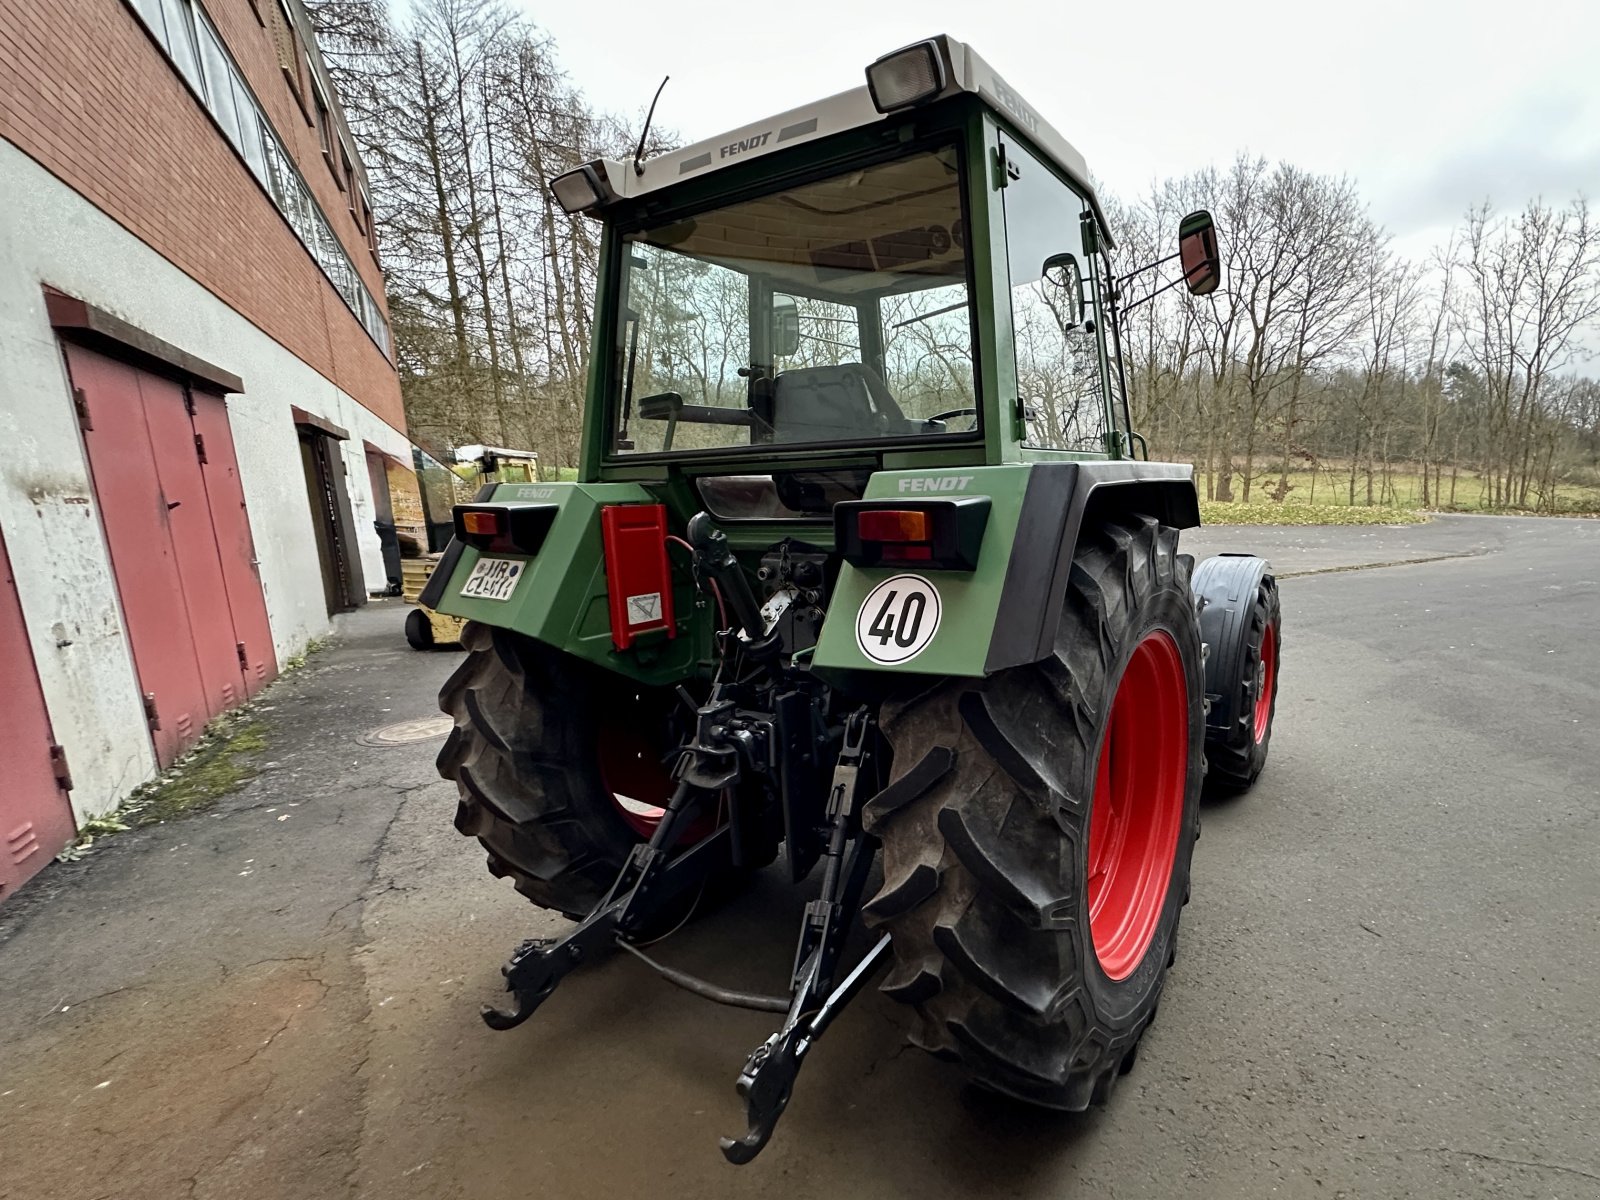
<box><xmin>549</xmin><ymin>162</ymin><xmax>614</xmax><ymax>214</ymax></box>
<box><xmin>866</xmin><ymin>40</ymin><xmax>947</xmax><ymax>112</ymax></box>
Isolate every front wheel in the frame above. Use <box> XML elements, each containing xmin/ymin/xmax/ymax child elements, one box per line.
<box><xmin>1193</xmin><ymin>555</ymin><xmax>1280</xmax><ymax>794</ymax></box>
<box><xmin>404</xmin><ymin>606</ymin><xmax>435</xmax><ymax>650</ymax></box>
<box><xmin>863</xmin><ymin>515</ymin><xmax>1204</xmax><ymax>1108</ymax></box>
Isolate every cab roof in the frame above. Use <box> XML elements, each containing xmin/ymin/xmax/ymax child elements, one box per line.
<box><xmin>591</xmin><ymin>35</ymin><xmax>1112</xmax><ymax>245</ymax></box>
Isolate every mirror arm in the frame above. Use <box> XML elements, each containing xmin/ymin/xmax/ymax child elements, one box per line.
<box><xmin>1116</xmin><ymin>250</ymin><xmax>1180</xmax><ymax>288</ymax></box>
<box><xmin>1118</xmin><ymin>271</ymin><xmax>1192</xmax><ymax>315</ymax></box>
<box><xmin>892</xmin><ymin>299</ymin><xmax>969</xmax><ymax>330</ymax></box>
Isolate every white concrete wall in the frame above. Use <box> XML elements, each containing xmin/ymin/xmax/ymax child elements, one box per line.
<box><xmin>0</xmin><ymin>140</ymin><xmax>408</xmax><ymax>822</ymax></box>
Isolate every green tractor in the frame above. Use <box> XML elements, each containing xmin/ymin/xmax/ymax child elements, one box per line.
<box><xmin>426</xmin><ymin>35</ymin><xmax>1281</xmax><ymax>1162</ymax></box>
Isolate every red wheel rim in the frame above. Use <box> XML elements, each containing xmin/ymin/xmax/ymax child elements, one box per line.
<box><xmin>1088</xmin><ymin>630</ymin><xmax>1189</xmax><ymax>981</ymax></box>
<box><xmin>596</xmin><ymin>721</ymin><xmax>672</xmax><ymax>837</ymax></box>
<box><xmin>1253</xmin><ymin>624</ymin><xmax>1277</xmax><ymax>745</ymax></box>
<box><xmin>596</xmin><ymin>717</ymin><xmax>713</xmax><ymax>842</ymax></box>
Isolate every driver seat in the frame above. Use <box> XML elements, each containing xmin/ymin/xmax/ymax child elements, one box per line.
<box><xmin>769</xmin><ymin>363</ymin><xmax>908</xmax><ymax>443</ymax></box>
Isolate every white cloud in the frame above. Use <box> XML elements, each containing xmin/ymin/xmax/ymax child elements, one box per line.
<box><xmin>526</xmin><ymin>0</ymin><xmax>1600</xmax><ymax>259</ymax></box>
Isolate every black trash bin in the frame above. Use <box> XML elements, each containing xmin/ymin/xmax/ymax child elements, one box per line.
<box><xmin>374</xmin><ymin>520</ymin><xmax>403</xmax><ymax>596</ymax></box>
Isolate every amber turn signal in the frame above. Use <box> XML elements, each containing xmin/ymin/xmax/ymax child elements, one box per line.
<box><xmin>855</xmin><ymin>509</ymin><xmax>931</xmax><ymax>543</ymax></box>
<box><xmin>460</xmin><ymin>510</ymin><xmax>503</xmax><ymax>536</ymax></box>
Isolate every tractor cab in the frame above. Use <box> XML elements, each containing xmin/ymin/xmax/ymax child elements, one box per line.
<box><xmin>552</xmin><ymin>37</ymin><xmax>1187</xmax><ymax>516</ymax></box>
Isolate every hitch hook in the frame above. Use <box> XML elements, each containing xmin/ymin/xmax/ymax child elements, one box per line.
<box><xmin>719</xmin><ymin>933</ymin><xmax>892</xmax><ymax>1163</ymax></box>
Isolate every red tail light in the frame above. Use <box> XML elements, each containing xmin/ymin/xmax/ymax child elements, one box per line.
<box><xmin>836</xmin><ymin>497</ymin><xmax>990</xmax><ymax>571</ymax></box>
<box><xmin>453</xmin><ymin>503</ymin><xmax>558</xmax><ymax>554</ymax></box>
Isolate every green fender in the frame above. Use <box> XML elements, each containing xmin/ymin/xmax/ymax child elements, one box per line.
<box><xmin>425</xmin><ymin>481</ymin><xmax>708</xmax><ymax>686</ymax></box>
<box><xmin>812</xmin><ymin>461</ymin><xmax>1198</xmax><ymax>679</ymax></box>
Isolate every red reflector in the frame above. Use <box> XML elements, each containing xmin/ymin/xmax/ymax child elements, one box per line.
<box><xmin>461</xmin><ymin>511</ymin><xmax>502</xmax><ymax>536</ymax></box>
<box><xmin>600</xmin><ymin>504</ymin><xmax>676</xmax><ymax>651</ymax></box>
<box><xmin>857</xmin><ymin>509</ymin><xmax>931</xmax><ymax>543</ymax></box>
<box><xmin>883</xmin><ymin>544</ymin><xmax>933</xmax><ymax>561</ymax></box>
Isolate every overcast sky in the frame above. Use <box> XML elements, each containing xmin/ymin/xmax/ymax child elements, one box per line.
<box><xmin>526</xmin><ymin>0</ymin><xmax>1599</xmax><ymax>265</ymax></box>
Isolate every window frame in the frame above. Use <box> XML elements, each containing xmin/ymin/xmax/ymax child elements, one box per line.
<box><xmin>599</xmin><ymin>136</ymin><xmax>985</xmax><ymax>466</ymax></box>
<box><xmin>997</xmin><ymin>131</ymin><xmax>1115</xmax><ymax>456</ymax></box>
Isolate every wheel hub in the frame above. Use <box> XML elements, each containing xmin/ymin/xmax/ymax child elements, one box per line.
<box><xmin>1253</xmin><ymin>624</ymin><xmax>1277</xmax><ymax>745</ymax></box>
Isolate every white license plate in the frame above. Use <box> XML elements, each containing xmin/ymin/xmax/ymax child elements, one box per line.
<box><xmin>460</xmin><ymin>556</ymin><xmax>526</xmax><ymax>602</ymax></box>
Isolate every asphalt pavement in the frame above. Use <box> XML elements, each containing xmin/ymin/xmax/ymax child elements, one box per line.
<box><xmin>1</xmin><ymin>513</ymin><xmax>1596</xmax><ymax>1199</ymax></box>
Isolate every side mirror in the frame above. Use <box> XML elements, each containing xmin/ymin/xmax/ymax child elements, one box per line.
<box><xmin>772</xmin><ymin>294</ymin><xmax>801</xmax><ymax>358</ymax></box>
<box><xmin>1178</xmin><ymin>210</ymin><xmax>1221</xmax><ymax>296</ymax></box>
<box><xmin>1041</xmin><ymin>253</ymin><xmax>1085</xmax><ymax>329</ymax></box>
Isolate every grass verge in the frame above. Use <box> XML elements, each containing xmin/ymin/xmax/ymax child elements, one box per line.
<box><xmin>59</xmin><ymin>712</ymin><xmax>271</xmax><ymax>860</ymax></box>
<box><xmin>1200</xmin><ymin>500</ymin><xmax>1428</xmax><ymax>526</ymax></box>
<box><xmin>58</xmin><ymin>637</ymin><xmax>328</xmax><ymax>860</ymax></box>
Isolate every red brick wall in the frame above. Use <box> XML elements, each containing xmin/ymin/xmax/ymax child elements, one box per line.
<box><xmin>0</xmin><ymin>0</ymin><xmax>404</xmax><ymax>431</ymax></box>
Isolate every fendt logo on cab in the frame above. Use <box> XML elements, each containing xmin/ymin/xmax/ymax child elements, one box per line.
<box><xmin>897</xmin><ymin>475</ymin><xmax>974</xmax><ymax>493</ymax></box>
<box><xmin>720</xmin><ymin>130</ymin><xmax>772</xmax><ymax>159</ymax></box>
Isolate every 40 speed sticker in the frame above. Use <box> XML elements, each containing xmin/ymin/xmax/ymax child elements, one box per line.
<box><xmin>855</xmin><ymin>574</ymin><xmax>942</xmax><ymax>665</ymax></box>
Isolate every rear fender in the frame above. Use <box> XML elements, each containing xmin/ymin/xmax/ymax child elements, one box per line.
<box><xmin>423</xmin><ymin>481</ymin><xmax>705</xmax><ymax>686</ymax></box>
<box><xmin>812</xmin><ymin>462</ymin><xmax>1199</xmax><ymax>679</ymax></box>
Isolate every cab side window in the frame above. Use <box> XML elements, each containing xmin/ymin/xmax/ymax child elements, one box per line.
<box><xmin>1000</xmin><ymin>137</ymin><xmax>1107</xmax><ymax>451</ymax></box>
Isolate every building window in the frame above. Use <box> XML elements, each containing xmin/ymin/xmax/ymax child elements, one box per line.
<box><xmin>272</xmin><ymin>0</ymin><xmax>307</xmax><ymax>110</ymax></box>
<box><xmin>121</xmin><ymin>0</ymin><xmax>392</xmax><ymax>358</ymax></box>
<box><xmin>195</xmin><ymin>11</ymin><xmax>243</xmax><ymax>145</ymax></box>
<box><xmin>158</xmin><ymin>0</ymin><xmax>203</xmax><ymax>92</ymax></box>
<box><xmin>315</xmin><ymin>68</ymin><xmax>337</xmax><ymax>158</ymax></box>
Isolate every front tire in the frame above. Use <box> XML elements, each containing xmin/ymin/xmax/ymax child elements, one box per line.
<box><xmin>863</xmin><ymin>515</ymin><xmax>1204</xmax><ymax>1108</ymax></box>
<box><xmin>405</xmin><ymin>606</ymin><xmax>435</xmax><ymax>650</ymax></box>
<box><xmin>1193</xmin><ymin>556</ymin><xmax>1280</xmax><ymax>794</ymax></box>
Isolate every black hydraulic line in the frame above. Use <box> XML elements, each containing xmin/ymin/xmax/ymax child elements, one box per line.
<box><xmin>686</xmin><ymin>513</ymin><xmax>770</xmax><ymax>644</ymax></box>
<box><xmin>617</xmin><ymin>941</ymin><xmax>790</xmax><ymax>1013</ymax></box>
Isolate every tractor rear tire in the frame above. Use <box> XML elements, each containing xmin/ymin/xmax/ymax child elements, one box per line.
<box><xmin>437</xmin><ymin>622</ymin><xmax>697</xmax><ymax>919</ymax></box>
<box><xmin>863</xmin><ymin>515</ymin><xmax>1204</xmax><ymax>1109</ymax></box>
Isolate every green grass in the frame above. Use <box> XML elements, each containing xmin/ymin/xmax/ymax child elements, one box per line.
<box><xmin>58</xmin><ymin>714</ymin><xmax>270</xmax><ymax>859</ymax></box>
<box><xmin>126</xmin><ymin>714</ymin><xmax>270</xmax><ymax>826</ymax></box>
<box><xmin>1197</xmin><ymin>467</ymin><xmax>1600</xmax><ymax>515</ymax></box>
<box><xmin>1200</xmin><ymin>500</ymin><xmax>1427</xmax><ymax>526</ymax></box>
<box><xmin>58</xmin><ymin>635</ymin><xmax>330</xmax><ymax>860</ymax></box>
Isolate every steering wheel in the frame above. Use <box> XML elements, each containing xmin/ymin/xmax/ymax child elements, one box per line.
<box><xmin>924</xmin><ymin>407</ymin><xmax>979</xmax><ymax>432</ymax></box>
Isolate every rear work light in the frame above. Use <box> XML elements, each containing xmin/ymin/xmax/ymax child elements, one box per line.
<box><xmin>453</xmin><ymin>502</ymin><xmax>559</xmax><ymax>555</ymax></box>
<box><xmin>836</xmin><ymin>497</ymin><xmax>990</xmax><ymax>571</ymax></box>
<box><xmin>865</xmin><ymin>40</ymin><xmax>947</xmax><ymax>112</ymax></box>
<box><xmin>549</xmin><ymin>161</ymin><xmax>614</xmax><ymax>214</ymax></box>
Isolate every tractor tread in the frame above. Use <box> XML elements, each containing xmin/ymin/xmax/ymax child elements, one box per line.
<box><xmin>436</xmin><ymin>623</ymin><xmax>648</xmax><ymax>915</ymax></box>
<box><xmin>867</xmin><ymin>515</ymin><xmax>1204</xmax><ymax>1110</ymax></box>
<box><xmin>1199</xmin><ymin>569</ymin><xmax>1281</xmax><ymax>794</ymax></box>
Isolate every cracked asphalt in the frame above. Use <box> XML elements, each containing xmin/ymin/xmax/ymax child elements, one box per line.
<box><xmin>1</xmin><ymin>513</ymin><xmax>1596</xmax><ymax>1199</ymax></box>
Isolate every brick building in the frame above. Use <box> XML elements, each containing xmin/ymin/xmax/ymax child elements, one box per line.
<box><xmin>0</xmin><ymin>0</ymin><xmax>409</xmax><ymax>899</ymax></box>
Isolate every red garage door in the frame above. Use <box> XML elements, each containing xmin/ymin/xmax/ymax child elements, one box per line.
<box><xmin>65</xmin><ymin>343</ymin><xmax>277</xmax><ymax>767</ymax></box>
<box><xmin>0</xmin><ymin>524</ymin><xmax>76</xmax><ymax>901</ymax></box>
